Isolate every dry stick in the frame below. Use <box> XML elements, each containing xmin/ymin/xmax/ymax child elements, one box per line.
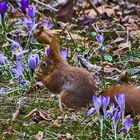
<box><xmin>87</xmin><ymin>0</ymin><xmax>101</xmax><ymax>15</ymax></box>
<box><xmin>12</xmin><ymin>97</ymin><xmax>27</xmax><ymax>122</ymax></box>
<box><xmin>12</xmin><ymin>109</ymin><xmax>20</xmax><ymax>122</ymax></box>
<box><xmin>32</xmin><ymin>0</ymin><xmax>58</xmax><ymax>12</ymax></box>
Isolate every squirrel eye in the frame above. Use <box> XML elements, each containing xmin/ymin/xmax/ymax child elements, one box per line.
<box><xmin>42</xmin><ymin>62</ymin><xmax>47</xmax><ymax>67</ymax></box>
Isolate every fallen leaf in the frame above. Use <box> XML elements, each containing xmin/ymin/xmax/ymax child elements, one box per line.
<box><xmin>57</xmin><ymin>0</ymin><xmax>77</xmax><ymax>22</ymax></box>
<box><xmin>103</xmin><ymin>65</ymin><xmax>122</xmax><ymax>73</ymax></box>
<box><xmin>35</xmin><ymin>131</ymin><xmax>43</xmax><ymax>140</ymax></box>
<box><xmin>25</xmin><ymin>109</ymin><xmax>52</xmax><ymax>123</ymax></box>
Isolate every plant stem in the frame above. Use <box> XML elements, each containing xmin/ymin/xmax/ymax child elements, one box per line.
<box><xmin>2</xmin><ymin>19</ymin><xmax>6</xmax><ymax>31</ymax></box>
<box><xmin>114</xmin><ymin>128</ymin><xmax>117</xmax><ymax>140</ymax></box>
<box><xmin>100</xmin><ymin>118</ymin><xmax>103</xmax><ymax>140</ymax></box>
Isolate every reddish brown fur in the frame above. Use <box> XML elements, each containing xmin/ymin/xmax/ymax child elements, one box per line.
<box><xmin>100</xmin><ymin>85</ymin><xmax>140</xmax><ymax>114</ymax></box>
<box><xmin>35</xmin><ymin>35</ymin><xmax>96</xmax><ymax>109</ymax></box>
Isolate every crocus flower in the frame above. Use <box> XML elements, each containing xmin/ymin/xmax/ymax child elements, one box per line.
<box><xmin>112</xmin><ymin>110</ymin><xmax>121</xmax><ymax>130</ymax></box>
<box><xmin>44</xmin><ymin>20</ymin><xmax>53</xmax><ymax>29</ymax></box>
<box><xmin>23</xmin><ymin>17</ymin><xmax>37</xmax><ymax>32</ymax></box>
<box><xmin>96</xmin><ymin>34</ymin><xmax>104</xmax><ymax>44</ymax></box>
<box><xmin>21</xmin><ymin>0</ymin><xmax>29</xmax><ymax>14</ymax></box>
<box><xmin>101</xmin><ymin>96</ymin><xmax>110</xmax><ymax>117</ymax></box>
<box><xmin>45</xmin><ymin>48</ymin><xmax>70</xmax><ymax>59</ymax></box>
<box><xmin>11</xmin><ymin>61</ymin><xmax>24</xmax><ymax>78</ymax></box>
<box><xmin>0</xmin><ymin>51</ymin><xmax>7</xmax><ymax>65</ymax></box>
<box><xmin>0</xmin><ymin>0</ymin><xmax>8</xmax><ymax>20</ymax></box>
<box><xmin>138</xmin><ymin>121</ymin><xmax>140</xmax><ymax>127</ymax></box>
<box><xmin>45</xmin><ymin>48</ymin><xmax>51</xmax><ymax>56</ymax></box>
<box><xmin>92</xmin><ymin>95</ymin><xmax>102</xmax><ymax>114</ymax></box>
<box><xmin>123</xmin><ymin>118</ymin><xmax>132</xmax><ymax>132</ymax></box>
<box><xmin>61</xmin><ymin>49</ymin><xmax>69</xmax><ymax>59</ymax></box>
<box><xmin>28</xmin><ymin>54</ymin><xmax>39</xmax><ymax>71</ymax></box>
<box><xmin>105</xmin><ymin>103</ymin><xmax>118</xmax><ymax>119</ymax></box>
<box><xmin>115</xmin><ymin>94</ymin><xmax>125</xmax><ymax>121</ymax></box>
<box><xmin>96</xmin><ymin>34</ymin><xmax>108</xmax><ymax>51</ymax></box>
<box><xmin>11</xmin><ymin>43</ymin><xmax>28</xmax><ymax>60</ymax></box>
<box><xmin>26</xmin><ymin>5</ymin><xmax>36</xmax><ymax>20</ymax></box>
<box><xmin>87</xmin><ymin>107</ymin><xmax>95</xmax><ymax>116</ymax></box>
<box><xmin>20</xmin><ymin>79</ymin><xmax>27</xmax><ymax>86</ymax></box>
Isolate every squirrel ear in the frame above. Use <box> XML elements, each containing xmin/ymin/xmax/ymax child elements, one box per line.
<box><xmin>49</xmin><ymin>35</ymin><xmax>62</xmax><ymax>59</ymax></box>
<box><xmin>50</xmin><ymin>35</ymin><xmax>61</xmax><ymax>52</ymax></box>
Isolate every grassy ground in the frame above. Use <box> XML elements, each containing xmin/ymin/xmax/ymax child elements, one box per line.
<box><xmin>0</xmin><ymin>0</ymin><xmax>140</xmax><ymax>139</ymax></box>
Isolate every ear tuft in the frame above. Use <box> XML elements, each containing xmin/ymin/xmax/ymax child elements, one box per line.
<box><xmin>50</xmin><ymin>35</ymin><xmax>61</xmax><ymax>51</ymax></box>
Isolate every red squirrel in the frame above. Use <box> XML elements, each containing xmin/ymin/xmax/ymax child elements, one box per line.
<box><xmin>35</xmin><ymin>35</ymin><xmax>96</xmax><ymax>110</ymax></box>
<box><xmin>100</xmin><ymin>85</ymin><xmax>140</xmax><ymax>115</ymax></box>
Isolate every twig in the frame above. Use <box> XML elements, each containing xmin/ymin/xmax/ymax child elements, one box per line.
<box><xmin>87</xmin><ymin>0</ymin><xmax>101</xmax><ymax>15</ymax></box>
<box><xmin>12</xmin><ymin>97</ymin><xmax>28</xmax><ymax>122</ymax></box>
<box><xmin>68</xmin><ymin>31</ymin><xmax>77</xmax><ymax>47</ymax></box>
<box><xmin>32</xmin><ymin>0</ymin><xmax>58</xmax><ymax>12</ymax></box>
<box><xmin>12</xmin><ymin>109</ymin><xmax>20</xmax><ymax>122</ymax></box>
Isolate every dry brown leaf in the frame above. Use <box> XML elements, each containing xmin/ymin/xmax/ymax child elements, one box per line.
<box><xmin>25</xmin><ymin>108</ymin><xmax>38</xmax><ymax>117</ymax></box>
<box><xmin>38</xmin><ymin>111</ymin><xmax>52</xmax><ymax>121</ymax></box>
<box><xmin>35</xmin><ymin>131</ymin><xmax>44</xmax><ymax>140</ymax></box>
<box><xmin>9</xmin><ymin>9</ymin><xmax>24</xmax><ymax>18</ymax></box>
<box><xmin>25</xmin><ymin>109</ymin><xmax>52</xmax><ymax>123</ymax></box>
<box><xmin>119</xmin><ymin>71</ymin><xmax>129</xmax><ymax>82</ymax></box>
<box><xmin>103</xmin><ymin>65</ymin><xmax>122</xmax><ymax>74</ymax></box>
<box><xmin>88</xmin><ymin>5</ymin><xmax>115</xmax><ymax>18</ymax></box>
<box><xmin>57</xmin><ymin>0</ymin><xmax>77</xmax><ymax>22</ymax></box>
<box><xmin>58</xmin><ymin>133</ymin><xmax>73</xmax><ymax>140</ymax></box>
<box><xmin>113</xmin><ymin>42</ymin><xmax>130</xmax><ymax>56</ymax></box>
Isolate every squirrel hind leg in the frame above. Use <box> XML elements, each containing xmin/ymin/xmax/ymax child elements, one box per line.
<box><xmin>59</xmin><ymin>91</ymin><xmax>91</xmax><ymax>109</ymax></box>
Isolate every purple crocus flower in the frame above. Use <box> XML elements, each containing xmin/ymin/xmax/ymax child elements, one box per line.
<box><xmin>138</xmin><ymin>121</ymin><xmax>140</xmax><ymax>127</ymax></box>
<box><xmin>23</xmin><ymin>17</ymin><xmax>37</xmax><ymax>32</ymax></box>
<box><xmin>28</xmin><ymin>54</ymin><xmax>39</xmax><ymax>71</ymax></box>
<box><xmin>123</xmin><ymin>118</ymin><xmax>132</xmax><ymax>132</ymax></box>
<box><xmin>61</xmin><ymin>49</ymin><xmax>69</xmax><ymax>59</ymax></box>
<box><xmin>92</xmin><ymin>95</ymin><xmax>102</xmax><ymax>114</ymax></box>
<box><xmin>112</xmin><ymin>110</ymin><xmax>121</xmax><ymax>130</ymax></box>
<box><xmin>45</xmin><ymin>48</ymin><xmax>69</xmax><ymax>60</ymax></box>
<box><xmin>44</xmin><ymin>20</ymin><xmax>53</xmax><ymax>29</ymax></box>
<box><xmin>21</xmin><ymin>0</ymin><xmax>29</xmax><ymax>14</ymax></box>
<box><xmin>101</xmin><ymin>96</ymin><xmax>110</xmax><ymax>117</ymax></box>
<box><xmin>20</xmin><ymin>79</ymin><xmax>27</xmax><ymax>86</ymax></box>
<box><xmin>45</xmin><ymin>48</ymin><xmax>51</xmax><ymax>56</ymax></box>
<box><xmin>0</xmin><ymin>51</ymin><xmax>7</xmax><ymax>65</ymax></box>
<box><xmin>26</xmin><ymin>5</ymin><xmax>36</xmax><ymax>20</ymax></box>
<box><xmin>11</xmin><ymin>61</ymin><xmax>24</xmax><ymax>78</ymax></box>
<box><xmin>87</xmin><ymin>107</ymin><xmax>95</xmax><ymax>116</ymax></box>
<box><xmin>96</xmin><ymin>34</ymin><xmax>104</xmax><ymax>44</ymax></box>
<box><xmin>11</xmin><ymin>43</ymin><xmax>28</xmax><ymax>60</ymax></box>
<box><xmin>115</xmin><ymin>94</ymin><xmax>125</xmax><ymax>121</ymax></box>
<box><xmin>0</xmin><ymin>0</ymin><xmax>8</xmax><ymax>19</ymax></box>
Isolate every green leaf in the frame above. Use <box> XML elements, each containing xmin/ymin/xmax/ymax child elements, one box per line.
<box><xmin>104</xmin><ymin>54</ymin><xmax>113</xmax><ymax>62</ymax></box>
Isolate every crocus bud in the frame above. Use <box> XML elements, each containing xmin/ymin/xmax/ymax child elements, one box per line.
<box><xmin>21</xmin><ymin>0</ymin><xmax>29</xmax><ymax>14</ymax></box>
<box><xmin>26</xmin><ymin>5</ymin><xmax>36</xmax><ymax>19</ymax></box>
<box><xmin>45</xmin><ymin>48</ymin><xmax>51</xmax><ymax>56</ymax></box>
<box><xmin>96</xmin><ymin>34</ymin><xmax>104</xmax><ymax>44</ymax></box>
<box><xmin>61</xmin><ymin>49</ymin><xmax>69</xmax><ymax>59</ymax></box>
<box><xmin>28</xmin><ymin>54</ymin><xmax>39</xmax><ymax>71</ymax></box>
<box><xmin>0</xmin><ymin>1</ymin><xmax>8</xmax><ymax>20</ymax></box>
